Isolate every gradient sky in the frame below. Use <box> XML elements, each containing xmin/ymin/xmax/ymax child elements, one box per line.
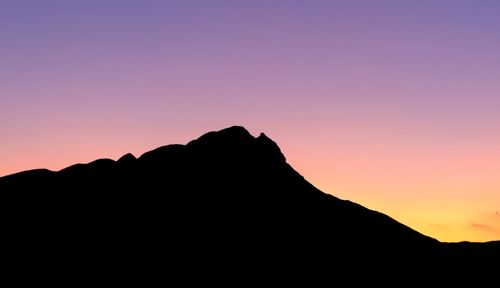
<box><xmin>1</xmin><ymin>0</ymin><xmax>500</xmax><ymax>242</ymax></box>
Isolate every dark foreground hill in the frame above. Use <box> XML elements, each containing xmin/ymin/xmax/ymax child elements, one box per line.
<box><xmin>1</xmin><ymin>126</ymin><xmax>498</xmax><ymax>275</ymax></box>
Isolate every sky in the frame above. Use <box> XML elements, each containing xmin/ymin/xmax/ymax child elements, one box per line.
<box><xmin>1</xmin><ymin>0</ymin><xmax>499</xmax><ymax>242</ymax></box>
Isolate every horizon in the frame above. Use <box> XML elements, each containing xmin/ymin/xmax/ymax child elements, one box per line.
<box><xmin>1</xmin><ymin>1</ymin><xmax>499</xmax><ymax>242</ymax></box>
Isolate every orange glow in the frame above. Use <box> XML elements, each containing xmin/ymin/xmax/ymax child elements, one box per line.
<box><xmin>279</xmin><ymin>125</ymin><xmax>500</xmax><ymax>242</ymax></box>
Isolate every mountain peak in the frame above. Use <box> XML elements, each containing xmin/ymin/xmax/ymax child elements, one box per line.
<box><xmin>218</xmin><ymin>125</ymin><xmax>252</xmax><ymax>136</ymax></box>
<box><xmin>118</xmin><ymin>153</ymin><xmax>136</xmax><ymax>164</ymax></box>
<box><xmin>256</xmin><ymin>132</ymin><xmax>286</xmax><ymax>162</ymax></box>
<box><xmin>188</xmin><ymin>126</ymin><xmax>254</xmax><ymax>146</ymax></box>
<box><xmin>185</xmin><ymin>126</ymin><xmax>286</xmax><ymax>163</ymax></box>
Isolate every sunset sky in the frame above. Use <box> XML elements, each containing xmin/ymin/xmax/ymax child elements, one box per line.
<box><xmin>1</xmin><ymin>0</ymin><xmax>499</xmax><ymax>242</ymax></box>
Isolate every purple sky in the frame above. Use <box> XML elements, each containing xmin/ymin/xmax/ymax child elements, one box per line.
<box><xmin>1</xmin><ymin>1</ymin><xmax>500</xmax><ymax>241</ymax></box>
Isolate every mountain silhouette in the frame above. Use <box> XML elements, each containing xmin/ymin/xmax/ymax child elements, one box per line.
<box><xmin>0</xmin><ymin>126</ymin><xmax>498</xmax><ymax>275</ymax></box>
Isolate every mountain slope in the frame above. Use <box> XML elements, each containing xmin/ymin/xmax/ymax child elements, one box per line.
<box><xmin>0</xmin><ymin>126</ymin><xmax>498</xmax><ymax>267</ymax></box>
